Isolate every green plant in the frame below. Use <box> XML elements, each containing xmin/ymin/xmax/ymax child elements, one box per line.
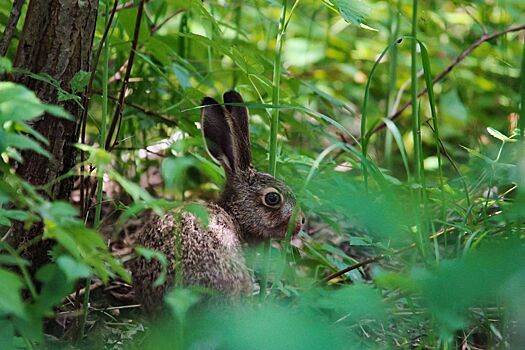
<box><xmin>1</xmin><ymin>0</ymin><xmax>525</xmax><ymax>348</ymax></box>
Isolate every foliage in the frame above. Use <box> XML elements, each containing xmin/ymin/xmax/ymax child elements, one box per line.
<box><xmin>1</xmin><ymin>0</ymin><xmax>525</xmax><ymax>348</ymax></box>
<box><xmin>0</xmin><ymin>81</ymin><xmax>129</xmax><ymax>347</ymax></box>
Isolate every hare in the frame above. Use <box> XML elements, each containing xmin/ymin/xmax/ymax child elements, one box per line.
<box><xmin>132</xmin><ymin>91</ymin><xmax>303</xmax><ymax>310</ymax></box>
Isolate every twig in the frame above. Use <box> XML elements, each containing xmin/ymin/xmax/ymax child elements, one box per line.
<box><xmin>108</xmin><ymin>60</ymin><xmax>128</xmax><ymax>84</ymax></box>
<box><xmin>0</xmin><ymin>0</ymin><xmax>25</xmax><ymax>56</ymax></box>
<box><xmin>321</xmin><ymin>245</ymin><xmax>414</xmax><ymax>283</ymax></box>
<box><xmin>115</xmin><ymin>0</ymin><xmax>135</xmax><ymax>12</ymax></box>
<box><xmin>321</xmin><ymin>226</ymin><xmax>456</xmax><ymax>284</ymax></box>
<box><xmin>462</xmin><ymin>6</ymin><xmax>487</xmax><ymax>35</ymax></box>
<box><xmin>114</xmin><ymin>147</ymin><xmax>167</xmax><ymax>158</ymax></box>
<box><xmin>151</xmin><ymin>10</ymin><xmax>184</xmax><ymax>34</ymax></box>
<box><xmin>104</xmin><ymin>93</ymin><xmax>177</xmax><ymax>126</ymax></box>
<box><xmin>79</xmin><ymin>0</ymin><xmax>120</xmax><ymax>219</ymax></box>
<box><xmin>105</xmin><ymin>0</ymin><xmax>145</xmax><ymax>151</ymax></box>
<box><xmin>108</xmin><ymin>9</ymin><xmax>184</xmax><ymax>84</ymax></box>
<box><xmin>68</xmin><ymin>280</ymin><xmax>103</xmax><ymax>300</ymax></box>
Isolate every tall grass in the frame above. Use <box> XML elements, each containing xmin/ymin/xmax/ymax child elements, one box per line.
<box><xmin>384</xmin><ymin>0</ymin><xmax>401</xmax><ymax>170</ymax></box>
<box><xmin>518</xmin><ymin>37</ymin><xmax>525</xmax><ymax>222</ymax></box>
<box><xmin>259</xmin><ymin>0</ymin><xmax>290</xmax><ymax>301</ymax></box>
<box><xmin>409</xmin><ymin>0</ymin><xmax>429</xmax><ymax>261</ymax></box>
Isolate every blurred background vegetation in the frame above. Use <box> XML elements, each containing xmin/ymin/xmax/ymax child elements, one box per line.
<box><xmin>1</xmin><ymin>0</ymin><xmax>525</xmax><ymax>349</ymax></box>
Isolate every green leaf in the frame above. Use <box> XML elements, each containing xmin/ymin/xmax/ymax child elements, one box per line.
<box><xmin>111</xmin><ymin>170</ymin><xmax>156</xmax><ymax>205</ymax></box>
<box><xmin>0</xmin><ymin>320</ymin><xmax>16</xmax><ymax>350</ymax></box>
<box><xmin>460</xmin><ymin>145</ymin><xmax>494</xmax><ymax>163</ymax></box>
<box><xmin>440</xmin><ymin>89</ymin><xmax>468</xmax><ymax>122</ymax></box>
<box><xmin>183</xmin><ymin>203</ymin><xmax>209</xmax><ymax>227</ymax></box>
<box><xmin>0</xmin><ymin>82</ymin><xmax>72</xmax><ymax>122</ymax></box>
<box><xmin>75</xmin><ymin>143</ymin><xmax>113</xmax><ymax>172</ymax></box>
<box><xmin>161</xmin><ymin>156</ymin><xmax>196</xmax><ymax>190</ymax></box>
<box><xmin>56</xmin><ymin>255</ymin><xmax>92</xmax><ymax>283</ymax></box>
<box><xmin>0</xmin><ymin>82</ymin><xmax>46</xmax><ymax>122</ymax></box>
<box><xmin>230</xmin><ymin>46</ymin><xmax>265</xmax><ymax>74</ymax></box>
<box><xmin>323</xmin><ymin>0</ymin><xmax>369</xmax><ymax>25</ymax></box>
<box><xmin>0</xmin><ymin>254</ymin><xmax>29</xmax><ymax>267</ymax></box>
<box><xmin>0</xmin><ymin>209</ymin><xmax>31</xmax><ymax>226</ymax></box>
<box><xmin>135</xmin><ymin>247</ymin><xmax>168</xmax><ymax>287</ymax></box>
<box><xmin>165</xmin><ymin>288</ymin><xmax>203</xmax><ymax>323</ymax></box>
<box><xmin>487</xmin><ymin>127</ymin><xmax>515</xmax><ymax>143</ymax></box>
<box><xmin>57</xmin><ymin>89</ymin><xmax>81</xmax><ymax>103</ymax></box>
<box><xmin>382</xmin><ymin>118</ymin><xmax>411</xmax><ymax>177</ymax></box>
<box><xmin>4</xmin><ymin>133</ymin><xmax>51</xmax><ymax>158</ymax></box>
<box><xmin>172</xmin><ymin>63</ymin><xmax>192</xmax><ymax>89</ymax></box>
<box><xmin>42</xmin><ymin>104</ymin><xmax>73</xmax><ymax>120</ymax></box>
<box><xmin>0</xmin><ymin>57</ymin><xmax>12</xmax><ymax>74</ymax></box>
<box><xmin>119</xmin><ymin>7</ymin><xmax>151</xmax><ymax>42</ymax></box>
<box><xmin>0</xmin><ymin>269</ymin><xmax>26</xmax><ymax>318</ymax></box>
<box><xmin>70</xmin><ymin>70</ymin><xmax>90</xmax><ymax>94</ymax></box>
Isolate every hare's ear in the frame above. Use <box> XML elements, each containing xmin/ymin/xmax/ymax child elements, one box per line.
<box><xmin>201</xmin><ymin>97</ymin><xmax>236</xmax><ymax>173</ymax></box>
<box><xmin>223</xmin><ymin>90</ymin><xmax>252</xmax><ymax>170</ymax></box>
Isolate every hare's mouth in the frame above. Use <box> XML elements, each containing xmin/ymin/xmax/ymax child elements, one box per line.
<box><xmin>269</xmin><ymin>221</ymin><xmax>300</xmax><ymax>240</ymax></box>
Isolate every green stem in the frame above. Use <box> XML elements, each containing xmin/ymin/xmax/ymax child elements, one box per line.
<box><xmin>519</xmin><ymin>36</ymin><xmax>525</xmax><ymax>141</ymax></box>
<box><xmin>260</xmin><ymin>0</ymin><xmax>289</xmax><ymax>302</ymax></box>
<box><xmin>268</xmin><ymin>4</ymin><xmax>287</xmax><ymax>176</ymax></box>
<box><xmin>384</xmin><ymin>0</ymin><xmax>401</xmax><ymax>171</ymax></box>
<box><xmin>411</xmin><ymin>0</ymin><xmax>420</xmax><ymax>184</ymax></box>
<box><xmin>232</xmin><ymin>0</ymin><xmax>242</xmax><ymax>86</ymax></box>
<box><xmin>410</xmin><ymin>0</ymin><xmax>427</xmax><ymax>260</ymax></box>
<box><xmin>518</xmin><ymin>34</ymin><xmax>525</xmax><ymax>216</ymax></box>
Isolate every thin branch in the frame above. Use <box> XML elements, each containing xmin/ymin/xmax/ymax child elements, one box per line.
<box><xmin>321</xmin><ymin>245</ymin><xmax>414</xmax><ymax>284</ymax></box>
<box><xmin>79</xmin><ymin>0</ymin><xmax>120</xmax><ymax>218</ymax></box>
<box><xmin>151</xmin><ymin>9</ymin><xmax>184</xmax><ymax>34</ymax></box>
<box><xmin>105</xmin><ymin>0</ymin><xmax>146</xmax><ymax>151</ymax></box>
<box><xmin>321</xmin><ymin>226</ymin><xmax>456</xmax><ymax>284</ymax></box>
<box><xmin>368</xmin><ymin>24</ymin><xmax>525</xmax><ymax>139</ymax></box>
<box><xmin>462</xmin><ymin>6</ymin><xmax>487</xmax><ymax>35</ymax></box>
<box><xmin>108</xmin><ymin>9</ymin><xmax>184</xmax><ymax>84</ymax></box>
<box><xmin>108</xmin><ymin>60</ymin><xmax>128</xmax><ymax>84</ymax></box>
<box><xmin>0</xmin><ymin>0</ymin><xmax>25</xmax><ymax>56</ymax></box>
<box><xmin>115</xmin><ymin>0</ymin><xmax>135</xmax><ymax>12</ymax></box>
<box><xmin>114</xmin><ymin>146</ymin><xmax>167</xmax><ymax>158</ymax></box>
<box><xmin>102</xmin><ymin>92</ymin><xmax>177</xmax><ymax>126</ymax></box>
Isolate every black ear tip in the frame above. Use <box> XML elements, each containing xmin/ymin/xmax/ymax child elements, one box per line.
<box><xmin>201</xmin><ymin>97</ymin><xmax>219</xmax><ymax>107</ymax></box>
<box><xmin>223</xmin><ymin>90</ymin><xmax>244</xmax><ymax>103</ymax></box>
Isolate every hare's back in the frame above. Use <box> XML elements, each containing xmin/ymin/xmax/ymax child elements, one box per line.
<box><xmin>132</xmin><ymin>204</ymin><xmax>253</xmax><ymax>310</ymax></box>
<box><xmin>180</xmin><ymin>203</ymin><xmax>253</xmax><ymax>294</ymax></box>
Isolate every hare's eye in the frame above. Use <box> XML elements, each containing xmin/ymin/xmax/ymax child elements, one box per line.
<box><xmin>261</xmin><ymin>188</ymin><xmax>283</xmax><ymax>208</ymax></box>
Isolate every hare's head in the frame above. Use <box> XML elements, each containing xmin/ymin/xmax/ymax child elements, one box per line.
<box><xmin>201</xmin><ymin>91</ymin><xmax>302</xmax><ymax>243</ymax></box>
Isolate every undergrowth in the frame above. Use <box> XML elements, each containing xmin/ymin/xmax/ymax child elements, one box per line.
<box><xmin>0</xmin><ymin>0</ymin><xmax>524</xmax><ymax>349</ymax></box>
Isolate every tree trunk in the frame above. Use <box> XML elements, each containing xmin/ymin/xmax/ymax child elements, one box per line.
<box><xmin>9</xmin><ymin>0</ymin><xmax>99</xmax><ymax>270</ymax></box>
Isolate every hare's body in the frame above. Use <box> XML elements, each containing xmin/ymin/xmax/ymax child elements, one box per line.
<box><xmin>132</xmin><ymin>91</ymin><xmax>302</xmax><ymax>310</ymax></box>
<box><xmin>133</xmin><ymin>204</ymin><xmax>253</xmax><ymax>310</ymax></box>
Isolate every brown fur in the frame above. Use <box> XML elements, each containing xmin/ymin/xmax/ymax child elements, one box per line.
<box><xmin>131</xmin><ymin>91</ymin><xmax>302</xmax><ymax>310</ymax></box>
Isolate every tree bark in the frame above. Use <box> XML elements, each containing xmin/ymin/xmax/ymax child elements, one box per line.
<box><xmin>9</xmin><ymin>0</ymin><xmax>99</xmax><ymax>270</ymax></box>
